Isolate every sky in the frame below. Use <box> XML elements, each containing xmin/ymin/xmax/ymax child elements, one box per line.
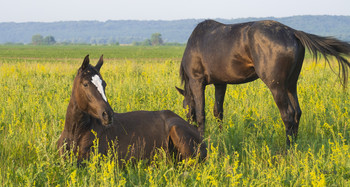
<box><xmin>0</xmin><ymin>0</ymin><xmax>349</xmax><ymax>22</ymax></box>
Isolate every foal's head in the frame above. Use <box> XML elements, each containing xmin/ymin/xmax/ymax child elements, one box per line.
<box><xmin>73</xmin><ymin>55</ymin><xmax>113</xmax><ymax>126</ymax></box>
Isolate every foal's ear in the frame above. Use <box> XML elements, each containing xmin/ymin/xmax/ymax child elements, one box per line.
<box><xmin>95</xmin><ymin>55</ymin><xmax>104</xmax><ymax>71</ymax></box>
<box><xmin>81</xmin><ymin>55</ymin><xmax>90</xmax><ymax>70</ymax></box>
<box><xmin>175</xmin><ymin>86</ymin><xmax>185</xmax><ymax>96</ymax></box>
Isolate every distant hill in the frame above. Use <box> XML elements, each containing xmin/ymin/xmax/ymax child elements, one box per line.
<box><xmin>0</xmin><ymin>15</ymin><xmax>349</xmax><ymax>44</ymax></box>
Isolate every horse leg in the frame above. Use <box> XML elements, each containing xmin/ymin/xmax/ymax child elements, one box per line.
<box><xmin>259</xmin><ymin>70</ymin><xmax>300</xmax><ymax>147</ymax></box>
<box><xmin>286</xmin><ymin>50</ymin><xmax>304</xmax><ymax>142</ymax></box>
<box><xmin>168</xmin><ymin>125</ymin><xmax>207</xmax><ymax>160</ymax></box>
<box><xmin>269</xmin><ymin>83</ymin><xmax>301</xmax><ymax>147</ymax></box>
<box><xmin>256</xmin><ymin>61</ymin><xmax>297</xmax><ymax>146</ymax></box>
<box><xmin>273</xmin><ymin>84</ymin><xmax>302</xmax><ymax>147</ymax></box>
<box><xmin>262</xmin><ymin>64</ymin><xmax>302</xmax><ymax>147</ymax></box>
<box><xmin>189</xmin><ymin>79</ymin><xmax>206</xmax><ymax>136</ymax></box>
<box><xmin>249</xmin><ymin>25</ymin><xmax>305</xmax><ymax>147</ymax></box>
<box><xmin>213</xmin><ymin>84</ymin><xmax>227</xmax><ymax>122</ymax></box>
<box><xmin>287</xmin><ymin>86</ymin><xmax>302</xmax><ymax>139</ymax></box>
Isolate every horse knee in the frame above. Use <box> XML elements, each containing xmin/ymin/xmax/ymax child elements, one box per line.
<box><xmin>196</xmin><ymin>112</ymin><xmax>205</xmax><ymax>123</ymax></box>
<box><xmin>292</xmin><ymin>109</ymin><xmax>301</xmax><ymax>136</ymax></box>
<box><xmin>213</xmin><ymin>106</ymin><xmax>220</xmax><ymax>119</ymax></box>
<box><xmin>281</xmin><ymin>109</ymin><xmax>296</xmax><ymax>132</ymax></box>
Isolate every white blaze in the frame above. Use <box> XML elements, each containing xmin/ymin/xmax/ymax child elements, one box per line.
<box><xmin>91</xmin><ymin>74</ymin><xmax>107</xmax><ymax>102</ymax></box>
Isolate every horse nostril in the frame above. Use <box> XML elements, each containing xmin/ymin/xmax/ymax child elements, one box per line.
<box><xmin>102</xmin><ymin>111</ymin><xmax>108</xmax><ymax>120</ymax></box>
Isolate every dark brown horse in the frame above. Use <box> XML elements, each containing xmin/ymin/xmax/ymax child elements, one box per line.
<box><xmin>176</xmin><ymin>19</ymin><xmax>350</xmax><ymax>146</ymax></box>
<box><xmin>57</xmin><ymin>55</ymin><xmax>207</xmax><ymax>164</ymax></box>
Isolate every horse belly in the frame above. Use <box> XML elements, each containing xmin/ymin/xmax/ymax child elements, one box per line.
<box><xmin>200</xmin><ymin>31</ymin><xmax>257</xmax><ymax>84</ymax></box>
<box><xmin>206</xmin><ymin>58</ymin><xmax>258</xmax><ymax>84</ymax></box>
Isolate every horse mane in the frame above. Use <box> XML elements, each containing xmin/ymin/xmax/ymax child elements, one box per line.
<box><xmin>179</xmin><ymin>62</ymin><xmax>191</xmax><ymax>96</ymax></box>
<box><xmin>179</xmin><ymin>62</ymin><xmax>186</xmax><ymax>85</ymax></box>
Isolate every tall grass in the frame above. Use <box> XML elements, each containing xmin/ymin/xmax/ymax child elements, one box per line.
<box><xmin>0</xmin><ymin>46</ymin><xmax>349</xmax><ymax>186</ymax></box>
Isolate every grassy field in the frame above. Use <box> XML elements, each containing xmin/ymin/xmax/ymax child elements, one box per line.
<box><xmin>0</xmin><ymin>45</ymin><xmax>349</xmax><ymax>186</ymax></box>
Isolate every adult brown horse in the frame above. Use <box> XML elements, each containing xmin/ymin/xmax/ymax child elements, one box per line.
<box><xmin>176</xmin><ymin>19</ymin><xmax>350</xmax><ymax>146</ymax></box>
<box><xmin>57</xmin><ymin>55</ymin><xmax>207</xmax><ymax>165</ymax></box>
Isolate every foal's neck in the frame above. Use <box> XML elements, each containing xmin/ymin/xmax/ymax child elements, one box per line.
<box><xmin>64</xmin><ymin>96</ymin><xmax>92</xmax><ymax>134</ymax></box>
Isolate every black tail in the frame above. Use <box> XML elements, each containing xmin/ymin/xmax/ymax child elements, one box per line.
<box><xmin>294</xmin><ymin>30</ymin><xmax>350</xmax><ymax>87</ymax></box>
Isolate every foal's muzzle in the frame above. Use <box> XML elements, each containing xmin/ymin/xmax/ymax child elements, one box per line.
<box><xmin>101</xmin><ymin>109</ymin><xmax>113</xmax><ymax>126</ymax></box>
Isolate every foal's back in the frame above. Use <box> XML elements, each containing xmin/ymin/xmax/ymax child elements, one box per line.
<box><xmin>100</xmin><ymin>110</ymin><xmax>204</xmax><ymax>160</ymax></box>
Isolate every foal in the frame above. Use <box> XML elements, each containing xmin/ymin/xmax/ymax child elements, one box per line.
<box><xmin>57</xmin><ymin>55</ymin><xmax>207</xmax><ymax>164</ymax></box>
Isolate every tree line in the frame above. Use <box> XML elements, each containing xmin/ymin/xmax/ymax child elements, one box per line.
<box><xmin>31</xmin><ymin>34</ymin><xmax>56</xmax><ymax>45</ymax></box>
<box><xmin>132</xmin><ymin>33</ymin><xmax>163</xmax><ymax>46</ymax></box>
<box><xmin>29</xmin><ymin>33</ymin><xmax>183</xmax><ymax>46</ymax></box>
<box><xmin>2</xmin><ymin>16</ymin><xmax>349</xmax><ymax>44</ymax></box>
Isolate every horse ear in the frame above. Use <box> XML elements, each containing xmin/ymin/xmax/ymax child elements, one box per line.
<box><xmin>95</xmin><ymin>55</ymin><xmax>104</xmax><ymax>71</ymax></box>
<box><xmin>175</xmin><ymin>86</ymin><xmax>185</xmax><ymax>96</ymax></box>
<box><xmin>81</xmin><ymin>55</ymin><xmax>90</xmax><ymax>70</ymax></box>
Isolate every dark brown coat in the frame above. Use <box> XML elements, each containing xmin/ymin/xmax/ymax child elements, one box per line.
<box><xmin>57</xmin><ymin>55</ymin><xmax>207</xmax><ymax>164</ymax></box>
<box><xmin>176</xmin><ymin>19</ymin><xmax>350</xmax><ymax>146</ymax></box>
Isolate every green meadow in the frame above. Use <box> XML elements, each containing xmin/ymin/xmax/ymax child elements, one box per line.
<box><xmin>0</xmin><ymin>45</ymin><xmax>349</xmax><ymax>186</ymax></box>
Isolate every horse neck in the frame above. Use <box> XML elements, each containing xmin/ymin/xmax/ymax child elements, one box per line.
<box><xmin>64</xmin><ymin>93</ymin><xmax>92</xmax><ymax>135</ymax></box>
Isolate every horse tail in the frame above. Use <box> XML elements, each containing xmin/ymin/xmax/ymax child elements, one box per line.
<box><xmin>294</xmin><ymin>30</ymin><xmax>350</xmax><ymax>87</ymax></box>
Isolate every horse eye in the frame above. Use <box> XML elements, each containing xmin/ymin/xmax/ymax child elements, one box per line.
<box><xmin>83</xmin><ymin>83</ymin><xmax>88</xmax><ymax>87</ymax></box>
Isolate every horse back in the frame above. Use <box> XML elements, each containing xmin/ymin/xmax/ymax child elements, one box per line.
<box><xmin>182</xmin><ymin>20</ymin><xmax>256</xmax><ymax>84</ymax></box>
<box><xmin>181</xmin><ymin>20</ymin><xmax>301</xmax><ymax>84</ymax></box>
<box><xmin>248</xmin><ymin>20</ymin><xmax>300</xmax><ymax>53</ymax></box>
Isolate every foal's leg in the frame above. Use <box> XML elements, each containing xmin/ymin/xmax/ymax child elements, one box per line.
<box><xmin>168</xmin><ymin>124</ymin><xmax>207</xmax><ymax>160</ymax></box>
<box><xmin>162</xmin><ymin>111</ymin><xmax>207</xmax><ymax>160</ymax></box>
<box><xmin>213</xmin><ymin>84</ymin><xmax>227</xmax><ymax>121</ymax></box>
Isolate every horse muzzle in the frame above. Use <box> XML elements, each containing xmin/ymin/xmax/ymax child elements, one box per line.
<box><xmin>101</xmin><ymin>109</ymin><xmax>113</xmax><ymax>126</ymax></box>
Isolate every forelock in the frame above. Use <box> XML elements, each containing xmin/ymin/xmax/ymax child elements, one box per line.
<box><xmin>80</xmin><ymin>65</ymin><xmax>99</xmax><ymax>79</ymax></box>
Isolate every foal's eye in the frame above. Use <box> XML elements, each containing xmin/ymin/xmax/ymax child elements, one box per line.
<box><xmin>83</xmin><ymin>83</ymin><xmax>88</xmax><ymax>87</ymax></box>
